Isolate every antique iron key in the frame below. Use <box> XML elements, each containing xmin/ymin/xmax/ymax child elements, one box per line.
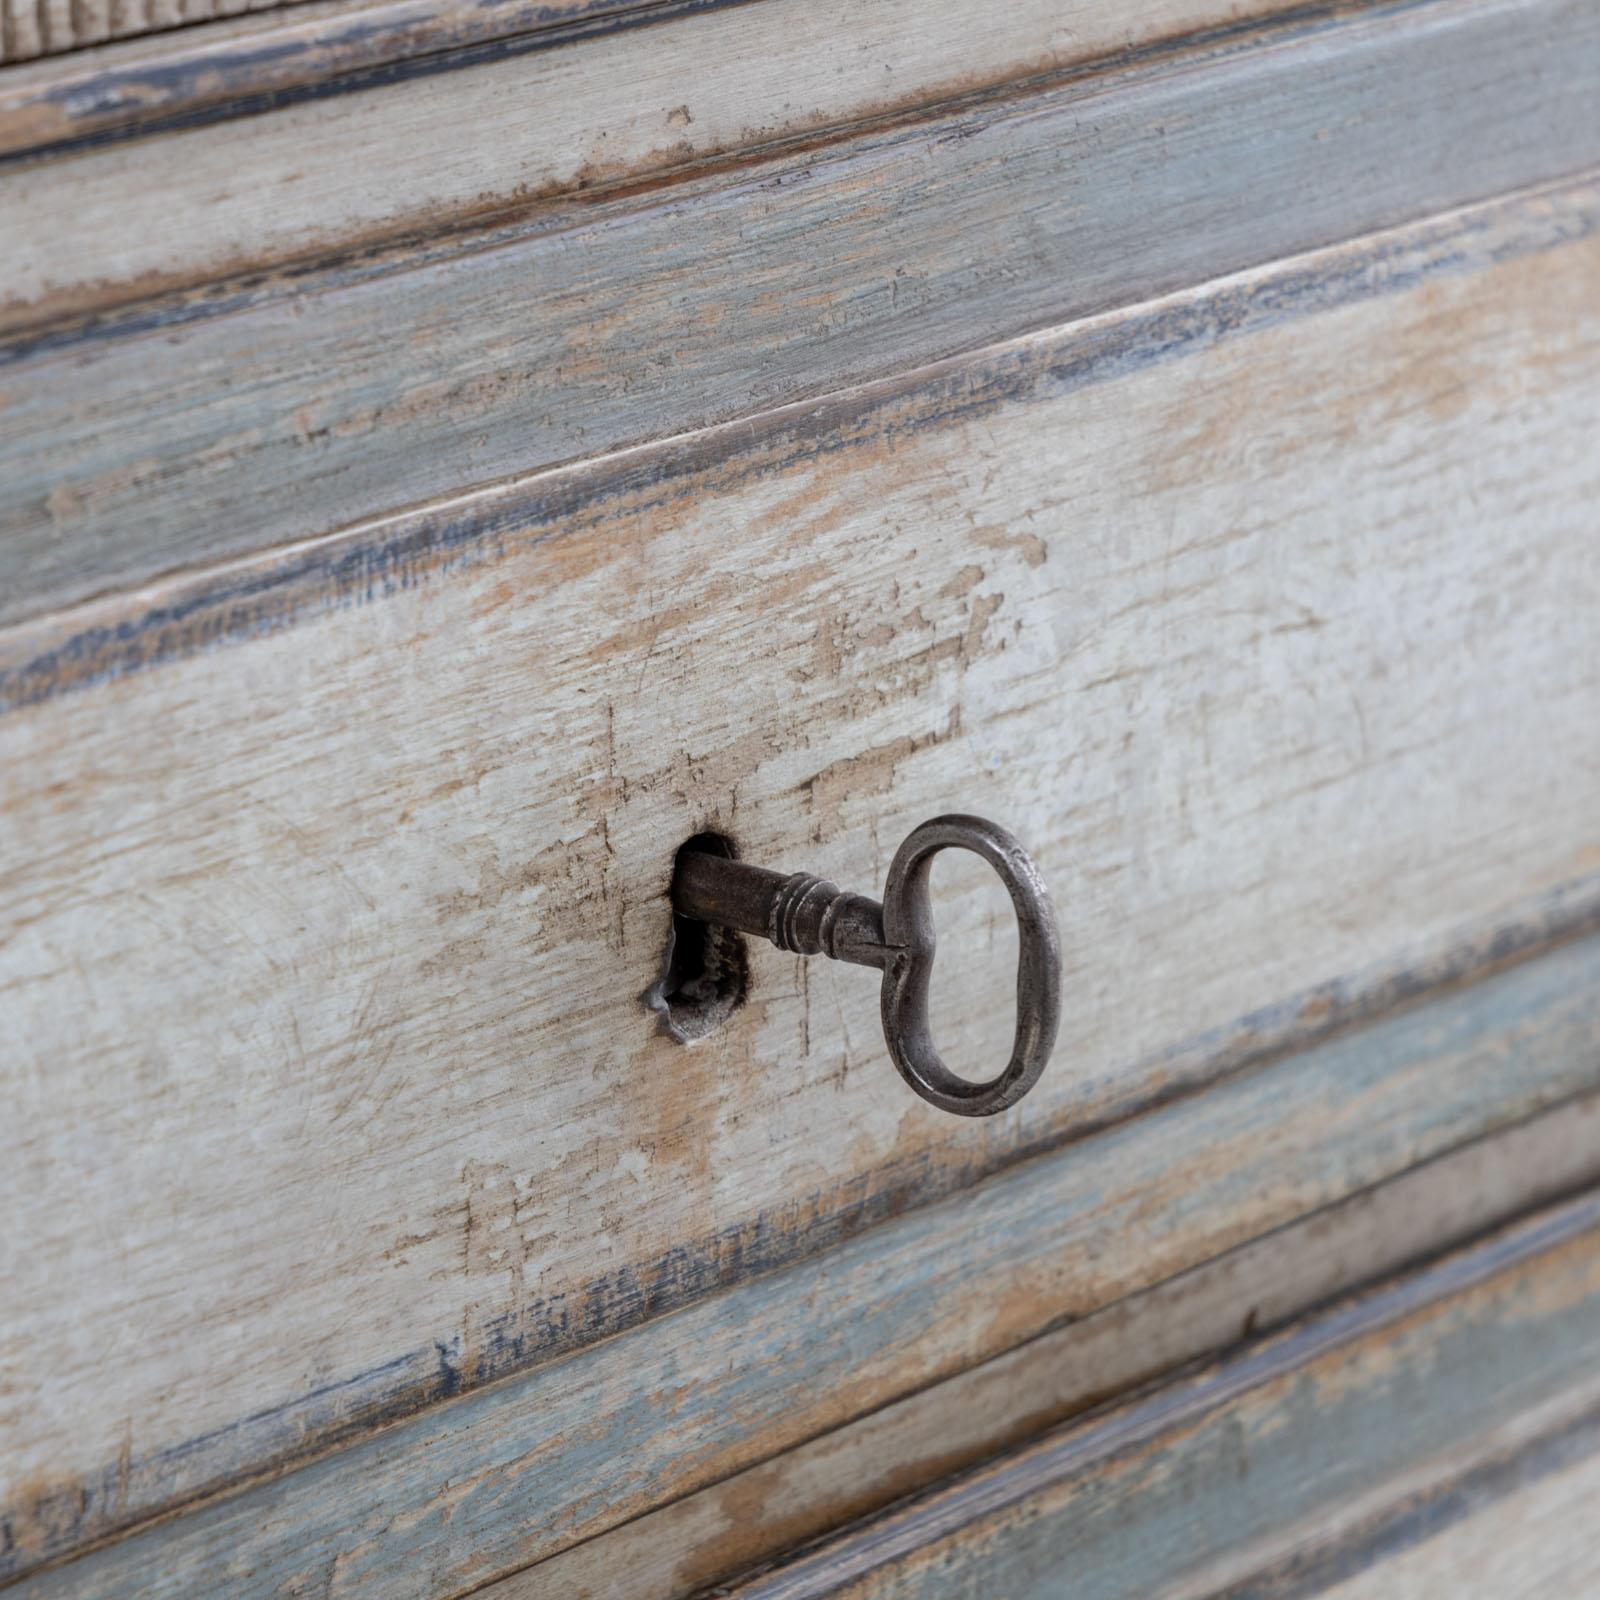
<box><xmin>671</xmin><ymin>815</ymin><xmax>1061</xmax><ymax>1117</ymax></box>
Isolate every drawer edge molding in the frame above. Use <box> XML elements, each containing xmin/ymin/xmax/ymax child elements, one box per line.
<box><xmin>3</xmin><ymin>168</ymin><xmax>1597</xmax><ymax>698</ymax></box>
<box><xmin>493</xmin><ymin>1095</ymin><xmax>1600</xmax><ymax>1600</ymax></box>
<box><xmin>0</xmin><ymin>0</ymin><xmax>1310</xmax><ymax>161</ymax></box>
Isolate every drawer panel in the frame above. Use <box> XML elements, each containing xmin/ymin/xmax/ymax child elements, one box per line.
<box><xmin>3</xmin><ymin>181</ymin><xmax>1599</xmax><ymax>1584</ymax></box>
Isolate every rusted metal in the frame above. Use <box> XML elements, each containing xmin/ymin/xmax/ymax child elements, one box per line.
<box><xmin>672</xmin><ymin>814</ymin><xmax>1061</xmax><ymax>1116</ymax></box>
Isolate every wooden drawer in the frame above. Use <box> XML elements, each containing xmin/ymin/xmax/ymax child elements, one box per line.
<box><xmin>694</xmin><ymin>1191</ymin><xmax>1600</xmax><ymax>1600</ymax></box>
<box><xmin>3</xmin><ymin>0</ymin><xmax>1599</xmax><ymax>1593</ymax></box>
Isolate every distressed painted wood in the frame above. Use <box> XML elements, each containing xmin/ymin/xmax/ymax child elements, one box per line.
<box><xmin>709</xmin><ymin>1193</ymin><xmax>1600</xmax><ymax>1600</ymax></box>
<box><xmin>0</xmin><ymin>3</ymin><xmax>1358</xmax><ymax>340</ymax></box>
<box><xmin>0</xmin><ymin>0</ymin><xmax>1239</xmax><ymax>316</ymax></box>
<box><xmin>1128</xmin><ymin>1381</ymin><xmax>1600</xmax><ymax>1599</ymax></box>
<box><xmin>3</xmin><ymin>185</ymin><xmax>1600</xmax><ymax>1580</ymax></box>
<box><xmin>9</xmin><ymin>959</ymin><xmax>1600</xmax><ymax>1598</ymax></box>
<box><xmin>0</xmin><ymin>0</ymin><xmax>1300</xmax><ymax>162</ymax></box>
<box><xmin>0</xmin><ymin>0</ymin><xmax>651</xmax><ymax>126</ymax></box>
<box><xmin>1312</xmin><ymin>1442</ymin><xmax>1600</xmax><ymax>1600</ymax></box>
<box><xmin>493</xmin><ymin>1095</ymin><xmax>1600</xmax><ymax>1600</ymax></box>
<box><xmin>6</xmin><ymin>0</ymin><xmax>1600</xmax><ymax>620</ymax></box>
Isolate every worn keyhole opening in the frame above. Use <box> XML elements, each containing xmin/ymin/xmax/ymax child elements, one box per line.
<box><xmin>646</xmin><ymin>832</ymin><xmax>749</xmax><ymax>1043</ymax></box>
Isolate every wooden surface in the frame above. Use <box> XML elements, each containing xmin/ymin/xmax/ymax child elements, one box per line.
<box><xmin>1314</xmin><ymin>1442</ymin><xmax>1600</xmax><ymax>1600</ymax></box>
<box><xmin>6</xmin><ymin>0</ymin><xmax>1600</xmax><ymax>619</ymax></box>
<box><xmin>6</xmin><ymin>3</ymin><xmax>1600</xmax><ymax>1591</ymax></box>
<box><xmin>0</xmin><ymin>0</ymin><xmax>652</xmax><ymax>128</ymax></box>
<box><xmin>0</xmin><ymin>0</ymin><xmax>1299</xmax><ymax>160</ymax></box>
<box><xmin>3</xmin><ymin>0</ymin><xmax>1203</xmax><ymax>316</ymax></box>
<box><xmin>711</xmin><ymin>1193</ymin><xmax>1600</xmax><ymax>1600</ymax></box>
<box><xmin>496</xmin><ymin>1097</ymin><xmax>1600</xmax><ymax>1600</ymax></box>
<box><xmin>9</xmin><ymin>954</ymin><xmax>1600</xmax><ymax>1597</ymax></box>
<box><xmin>4</xmin><ymin>181</ymin><xmax>1600</xmax><ymax>1582</ymax></box>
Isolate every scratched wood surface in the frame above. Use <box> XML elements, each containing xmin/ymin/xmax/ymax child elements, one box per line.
<box><xmin>0</xmin><ymin>0</ymin><xmax>643</xmax><ymax>126</ymax></box>
<box><xmin>0</xmin><ymin>0</ymin><xmax>1299</xmax><ymax>160</ymax></box>
<box><xmin>3</xmin><ymin>185</ymin><xmax>1600</xmax><ymax>1584</ymax></box>
<box><xmin>7</xmin><ymin>0</ymin><xmax>1600</xmax><ymax>621</ymax></box>
<box><xmin>11</xmin><ymin>955</ymin><xmax>1600</xmax><ymax>1598</ymax></box>
<box><xmin>707</xmin><ymin>1193</ymin><xmax>1600</xmax><ymax>1600</ymax></box>
<box><xmin>494</xmin><ymin>1096</ymin><xmax>1600</xmax><ymax>1600</ymax></box>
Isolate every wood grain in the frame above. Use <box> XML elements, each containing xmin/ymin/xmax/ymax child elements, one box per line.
<box><xmin>10</xmin><ymin>957</ymin><xmax>1600</xmax><ymax>1598</ymax></box>
<box><xmin>3</xmin><ymin>195</ymin><xmax>1600</xmax><ymax>1581</ymax></box>
<box><xmin>6</xmin><ymin>0</ymin><xmax>1600</xmax><ymax>620</ymax></box>
<box><xmin>490</xmin><ymin>1095</ymin><xmax>1600</xmax><ymax>1600</ymax></box>
<box><xmin>0</xmin><ymin>0</ymin><xmax>1303</xmax><ymax>160</ymax></box>
<box><xmin>710</xmin><ymin>1193</ymin><xmax>1600</xmax><ymax>1600</ymax></box>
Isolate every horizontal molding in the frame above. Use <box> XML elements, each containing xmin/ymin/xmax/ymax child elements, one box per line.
<box><xmin>716</xmin><ymin>1191</ymin><xmax>1600</xmax><ymax>1600</ymax></box>
<box><xmin>491</xmin><ymin>1095</ymin><xmax>1600</xmax><ymax>1600</ymax></box>
<box><xmin>11</xmin><ymin>929</ymin><xmax>1600</xmax><ymax>1593</ymax></box>
<box><xmin>4</xmin><ymin>167</ymin><xmax>1599</xmax><ymax>677</ymax></box>
<box><xmin>0</xmin><ymin>0</ymin><xmax>1288</xmax><ymax>161</ymax></box>
<box><xmin>1220</xmin><ymin>1409</ymin><xmax>1600</xmax><ymax>1599</ymax></box>
<box><xmin>0</xmin><ymin>0</ymin><xmax>1348</xmax><ymax>322</ymax></box>
<box><xmin>3</xmin><ymin>0</ymin><xmax>1599</xmax><ymax>621</ymax></box>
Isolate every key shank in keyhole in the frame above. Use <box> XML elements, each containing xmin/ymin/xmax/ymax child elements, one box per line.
<box><xmin>671</xmin><ymin>853</ymin><xmax>892</xmax><ymax>970</ymax></box>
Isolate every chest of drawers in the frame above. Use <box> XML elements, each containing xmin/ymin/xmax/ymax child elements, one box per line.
<box><xmin>3</xmin><ymin>1</ymin><xmax>1599</xmax><ymax>1594</ymax></box>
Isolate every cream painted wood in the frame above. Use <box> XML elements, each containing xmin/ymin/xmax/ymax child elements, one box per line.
<box><xmin>3</xmin><ymin>190</ymin><xmax>1600</xmax><ymax>1577</ymax></box>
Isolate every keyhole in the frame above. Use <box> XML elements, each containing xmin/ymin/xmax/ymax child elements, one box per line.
<box><xmin>645</xmin><ymin>832</ymin><xmax>749</xmax><ymax>1042</ymax></box>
